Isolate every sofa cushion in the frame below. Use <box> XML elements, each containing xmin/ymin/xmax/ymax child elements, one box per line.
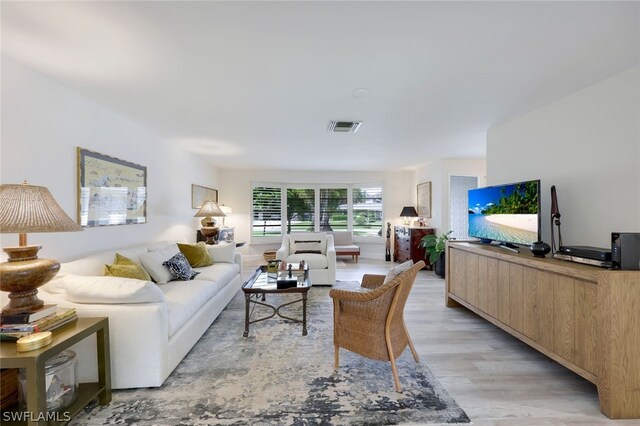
<box><xmin>147</xmin><ymin>240</ymin><xmax>179</xmax><ymax>252</ymax></box>
<box><xmin>163</xmin><ymin>253</ymin><xmax>200</xmax><ymax>281</ymax></box>
<box><xmin>161</xmin><ymin>280</ymin><xmax>220</xmax><ymax>336</ymax></box>
<box><xmin>206</xmin><ymin>242</ymin><xmax>236</xmax><ymax>263</ymax></box>
<box><xmin>59</xmin><ymin>257</ymin><xmax>106</xmax><ymax>278</ymax></box>
<box><xmin>335</xmin><ymin>244</ymin><xmax>360</xmax><ymax>254</ymax></box>
<box><xmin>104</xmin><ymin>253</ymin><xmax>152</xmax><ymax>281</ymax></box>
<box><xmin>195</xmin><ymin>263</ymin><xmax>241</xmax><ymax>290</ymax></box>
<box><xmin>290</xmin><ymin>233</ymin><xmax>327</xmax><ymax>255</ymax></box>
<box><xmin>285</xmin><ymin>253</ymin><xmax>328</xmax><ymax>269</ymax></box>
<box><xmin>383</xmin><ymin>260</ymin><xmax>414</xmax><ymax>284</ymax></box>
<box><xmin>140</xmin><ymin>244</ymin><xmax>181</xmax><ymax>284</ymax></box>
<box><xmin>64</xmin><ymin>275</ymin><xmax>165</xmax><ymax>304</ymax></box>
<box><xmin>331</xmin><ymin>231</ymin><xmax>354</xmax><ymax>246</ymax></box>
<box><xmin>178</xmin><ymin>242</ymin><xmax>213</xmax><ymax>267</ymax></box>
<box><xmin>113</xmin><ymin>246</ymin><xmax>149</xmax><ymax>265</ymax></box>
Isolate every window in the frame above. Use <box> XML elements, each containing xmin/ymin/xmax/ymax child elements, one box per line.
<box><xmin>319</xmin><ymin>188</ymin><xmax>348</xmax><ymax>231</ymax></box>
<box><xmin>286</xmin><ymin>188</ymin><xmax>315</xmax><ymax>233</ymax></box>
<box><xmin>252</xmin><ymin>186</ymin><xmax>282</xmax><ymax>237</ymax></box>
<box><xmin>352</xmin><ymin>186</ymin><xmax>383</xmax><ymax>237</ymax></box>
<box><xmin>252</xmin><ymin>183</ymin><xmax>383</xmax><ymax>242</ymax></box>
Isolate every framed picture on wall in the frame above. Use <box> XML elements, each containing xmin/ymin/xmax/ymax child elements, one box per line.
<box><xmin>417</xmin><ymin>181</ymin><xmax>432</xmax><ymax>218</ymax></box>
<box><xmin>77</xmin><ymin>147</ymin><xmax>147</xmax><ymax>227</ymax></box>
<box><xmin>191</xmin><ymin>184</ymin><xmax>218</xmax><ymax>209</ymax></box>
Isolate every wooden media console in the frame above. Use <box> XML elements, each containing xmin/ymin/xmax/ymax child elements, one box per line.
<box><xmin>446</xmin><ymin>242</ymin><xmax>640</xmax><ymax>419</ymax></box>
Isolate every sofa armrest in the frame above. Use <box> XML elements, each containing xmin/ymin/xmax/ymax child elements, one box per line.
<box><xmin>234</xmin><ymin>252</ymin><xmax>243</xmax><ymax>271</ymax></box>
<box><xmin>276</xmin><ymin>235</ymin><xmax>290</xmax><ymax>261</ymax></box>
<box><xmin>40</xmin><ymin>292</ymin><xmax>170</xmax><ymax>389</ymax></box>
<box><xmin>326</xmin><ymin>234</ymin><xmax>337</xmax><ymax>283</ymax></box>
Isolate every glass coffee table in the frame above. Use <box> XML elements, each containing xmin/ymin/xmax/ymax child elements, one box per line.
<box><xmin>242</xmin><ymin>264</ymin><xmax>311</xmax><ymax>337</ymax></box>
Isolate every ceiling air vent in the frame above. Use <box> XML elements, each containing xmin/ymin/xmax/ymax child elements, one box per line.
<box><xmin>328</xmin><ymin>121</ymin><xmax>362</xmax><ymax>133</ymax></box>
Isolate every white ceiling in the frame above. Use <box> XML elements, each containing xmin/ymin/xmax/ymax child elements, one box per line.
<box><xmin>2</xmin><ymin>1</ymin><xmax>639</xmax><ymax>171</ymax></box>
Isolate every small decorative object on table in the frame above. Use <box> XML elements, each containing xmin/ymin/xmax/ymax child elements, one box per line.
<box><xmin>530</xmin><ymin>241</ymin><xmax>551</xmax><ymax>258</ymax></box>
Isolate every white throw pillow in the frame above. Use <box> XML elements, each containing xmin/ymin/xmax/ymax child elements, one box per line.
<box><xmin>139</xmin><ymin>244</ymin><xmax>180</xmax><ymax>284</ymax></box>
<box><xmin>206</xmin><ymin>242</ymin><xmax>236</xmax><ymax>264</ymax></box>
<box><xmin>64</xmin><ymin>275</ymin><xmax>165</xmax><ymax>304</ymax></box>
<box><xmin>290</xmin><ymin>233</ymin><xmax>327</xmax><ymax>255</ymax></box>
<box><xmin>383</xmin><ymin>260</ymin><xmax>414</xmax><ymax>284</ymax></box>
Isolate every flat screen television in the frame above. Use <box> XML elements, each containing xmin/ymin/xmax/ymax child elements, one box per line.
<box><xmin>468</xmin><ymin>179</ymin><xmax>541</xmax><ymax>248</ymax></box>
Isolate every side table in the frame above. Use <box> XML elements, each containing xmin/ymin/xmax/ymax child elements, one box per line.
<box><xmin>0</xmin><ymin>317</ymin><xmax>111</xmax><ymax>425</ymax></box>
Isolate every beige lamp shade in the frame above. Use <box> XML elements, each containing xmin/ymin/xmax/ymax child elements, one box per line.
<box><xmin>194</xmin><ymin>200</ymin><xmax>226</xmax><ymax>244</ymax></box>
<box><xmin>0</xmin><ymin>183</ymin><xmax>82</xmax><ymax>234</ymax></box>
<box><xmin>0</xmin><ymin>182</ymin><xmax>82</xmax><ymax>315</ymax></box>
<box><xmin>194</xmin><ymin>200</ymin><xmax>226</xmax><ymax>219</ymax></box>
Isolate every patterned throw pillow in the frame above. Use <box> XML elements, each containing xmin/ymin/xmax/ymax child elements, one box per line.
<box><xmin>163</xmin><ymin>253</ymin><xmax>200</xmax><ymax>281</ymax></box>
<box><xmin>292</xmin><ymin>240</ymin><xmax>323</xmax><ymax>254</ymax></box>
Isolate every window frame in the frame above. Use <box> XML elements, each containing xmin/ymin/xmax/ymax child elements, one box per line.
<box><xmin>250</xmin><ymin>182</ymin><xmax>384</xmax><ymax>244</ymax></box>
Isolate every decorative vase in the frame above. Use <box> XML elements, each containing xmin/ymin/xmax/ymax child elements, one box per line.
<box><xmin>530</xmin><ymin>241</ymin><xmax>551</xmax><ymax>258</ymax></box>
<box><xmin>434</xmin><ymin>253</ymin><xmax>446</xmax><ymax>278</ymax></box>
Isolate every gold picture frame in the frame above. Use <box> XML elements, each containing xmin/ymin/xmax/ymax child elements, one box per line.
<box><xmin>191</xmin><ymin>184</ymin><xmax>218</xmax><ymax>209</ymax></box>
<box><xmin>417</xmin><ymin>181</ymin><xmax>432</xmax><ymax>219</ymax></box>
<box><xmin>77</xmin><ymin>148</ymin><xmax>147</xmax><ymax>227</ymax></box>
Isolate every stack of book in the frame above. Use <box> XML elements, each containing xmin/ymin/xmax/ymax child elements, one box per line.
<box><xmin>0</xmin><ymin>305</ymin><xmax>78</xmax><ymax>341</ymax></box>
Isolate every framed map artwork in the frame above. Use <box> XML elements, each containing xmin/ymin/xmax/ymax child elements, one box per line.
<box><xmin>77</xmin><ymin>148</ymin><xmax>147</xmax><ymax>227</ymax></box>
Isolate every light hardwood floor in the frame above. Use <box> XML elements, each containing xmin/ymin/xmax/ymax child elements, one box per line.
<box><xmin>243</xmin><ymin>257</ymin><xmax>638</xmax><ymax>425</ymax></box>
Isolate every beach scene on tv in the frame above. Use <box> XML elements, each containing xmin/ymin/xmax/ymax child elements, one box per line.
<box><xmin>468</xmin><ymin>181</ymin><xmax>539</xmax><ymax>245</ymax></box>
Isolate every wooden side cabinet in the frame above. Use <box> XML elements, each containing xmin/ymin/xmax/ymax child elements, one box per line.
<box><xmin>393</xmin><ymin>226</ymin><xmax>434</xmax><ymax>268</ymax></box>
<box><xmin>446</xmin><ymin>242</ymin><xmax>640</xmax><ymax>419</ymax></box>
<box><xmin>0</xmin><ymin>317</ymin><xmax>111</xmax><ymax>425</ymax></box>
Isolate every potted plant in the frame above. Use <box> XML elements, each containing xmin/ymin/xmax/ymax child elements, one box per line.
<box><xmin>419</xmin><ymin>231</ymin><xmax>453</xmax><ymax>278</ymax></box>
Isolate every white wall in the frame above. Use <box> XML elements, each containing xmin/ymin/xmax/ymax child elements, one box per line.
<box><xmin>487</xmin><ymin>67</ymin><xmax>640</xmax><ymax>248</ymax></box>
<box><xmin>218</xmin><ymin>168</ymin><xmax>414</xmax><ymax>260</ymax></box>
<box><xmin>414</xmin><ymin>158</ymin><xmax>486</xmax><ymax>235</ymax></box>
<box><xmin>1</xmin><ymin>56</ymin><xmax>219</xmax><ymax>261</ymax></box>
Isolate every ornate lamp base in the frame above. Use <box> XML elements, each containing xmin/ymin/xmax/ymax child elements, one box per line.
<box><xmin>200</xmin><ymin>226</ymin><xmax>220</xmax><ymax>245</ymax></box>
<box><xmin>0</xmin><ymin>245</ymin><xmax>60</xmax><ymax>315</ymax></box>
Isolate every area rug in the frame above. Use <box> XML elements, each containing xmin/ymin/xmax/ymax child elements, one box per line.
<box><xmin>74</xmin><ymin>287</ymin><xmax>470</xmax><ymax>425</ymax></box>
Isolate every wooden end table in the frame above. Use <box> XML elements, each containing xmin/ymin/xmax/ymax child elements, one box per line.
<box><xmin>0</xmin><ymin>317</ymin><xmax>111</xmax><ymax>425</ymax></box>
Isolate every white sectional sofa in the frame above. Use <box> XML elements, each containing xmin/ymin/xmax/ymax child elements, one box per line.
<box><xmin>35</xmin><ymin>241</ymin><xmax>243</xmax><ymax>389</ymax></box>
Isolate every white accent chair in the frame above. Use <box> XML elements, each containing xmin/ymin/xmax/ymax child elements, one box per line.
<box><xmin>276</xmin><ymin>232</ymin><xmax>336</xmax><ymax>285</ymax></box>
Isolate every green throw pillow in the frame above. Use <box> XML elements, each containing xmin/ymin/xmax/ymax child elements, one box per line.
<box><xmin>104</xmin><ymin>253</ymin><xmax>152</xmax><ymax>281</ymax></box>
<box><xmin>177</xmin><ymin>242</ymin><xmax>214</xmax><ymax>268</ymax></box>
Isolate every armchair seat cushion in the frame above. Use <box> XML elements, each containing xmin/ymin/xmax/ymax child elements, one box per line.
<box><xmin>284</xmin><ymin>253</ymin><xmax>328</xmax><ymax>269</ymax></box>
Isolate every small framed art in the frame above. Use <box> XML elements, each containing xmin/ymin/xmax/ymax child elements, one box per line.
<box><xmin>192</xmin><ymin>184</ymin><xmax>218</xmax><ymax>209</ymax></box>
<box><xmin>417</xmin><ymin>181</ymin><xmax>432</xmax><ymax>219</ymax></box>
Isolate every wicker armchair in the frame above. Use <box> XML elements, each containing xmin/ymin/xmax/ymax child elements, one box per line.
<box><xmin>329</xmin><ymin>260</ymin><xmax>425</xmax><ymax>392</ymax></box>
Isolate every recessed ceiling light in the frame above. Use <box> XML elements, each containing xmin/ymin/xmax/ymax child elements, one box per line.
<box><xmin>352</xmin><ymin>88</ymin><xmax>369</xmax><ymax>98</ymax></box>
<box><xmin>328</xmin><ymin>121</ymin><xmax>362</xmax><ymax>133</ymax></box>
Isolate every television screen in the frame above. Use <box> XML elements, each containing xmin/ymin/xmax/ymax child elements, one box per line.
<box><xmin>468</xmin><ymin>180</ymin><xmax>540</xmax><ymax>246</ymax></box>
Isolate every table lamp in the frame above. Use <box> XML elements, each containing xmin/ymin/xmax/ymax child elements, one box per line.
<box><xmin>219</xmin><ymin>204</ymin><xmax>232</xmax><ymax>226</ymax></box>
<box><xmin>0</xmin><ymin>182</ymin><xmax>82</xmax><ymax>315</ymax></box>
<box><xmin>399</xmin><ymin>206</ymin><xmax>418</xmax><ymax>225</ymax></box>
<box><xmin>194</xmin><ymin>200</ymin><xmax>226</xmax><ymax>244</ymax></box>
